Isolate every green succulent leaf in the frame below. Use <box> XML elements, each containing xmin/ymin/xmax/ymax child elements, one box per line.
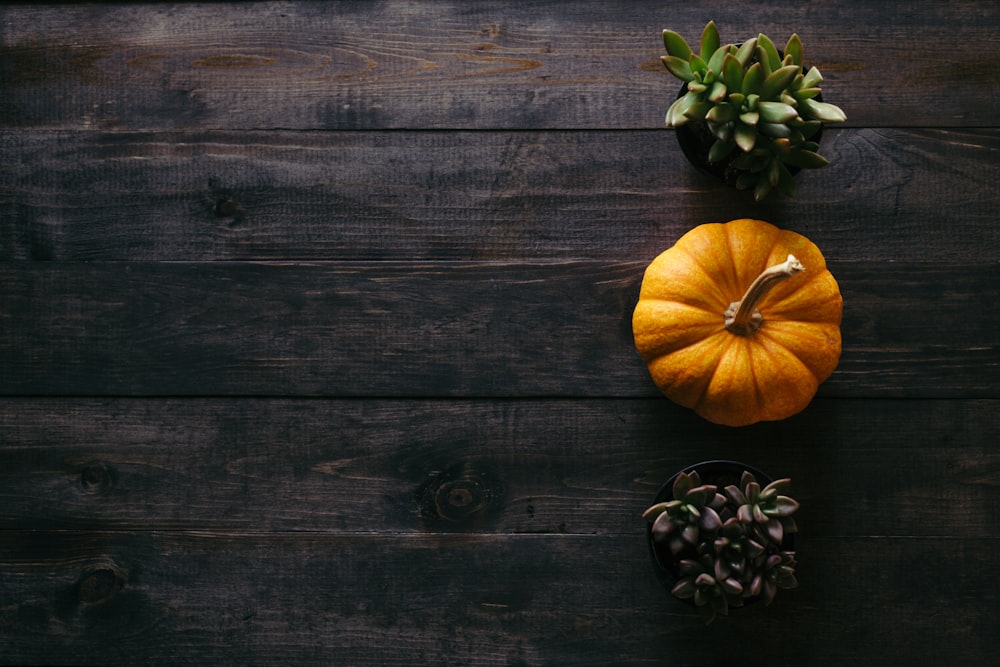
<box><xmin>706</xmin><ymin>102</ymin><xmax>738</xmax><ymax>124</ymax></box>
<box><xmin>706</xmin><ymin>44</ymin><xmax>729</xmax><ymax>77</ymax></box>
<box><xmin>759</xmin><ymin>122</ymin><xmax>791</xmax><ymax>138</ymax></box>
<box><xmin>792</xmin><ymin>86</ymin><xmax>822</xmax><ymax>101</ymax></box>
<box><xmin>784</xmin><ymin>33</ymin><xmax>803</xmax><ymax>66</ymax></box>
<box><xmin>661</xmin><ymin>55</ymin><xmax>694</xmax><ymax>81</ymax></box>
<box><xmin>733</xmin><ymin>37</ymin><xmax>758</xmax><ymax>68</ymax></box>
<box><xmin>741</xmin><ymin>62</ymin><xmax>764</xmax><ymax>96</ymax></box>
<box><xmin>760</xmin><ymin>65</ymin><xmax>801</xmax><ymax>100</ymax></box>
<box><xmin>783</xmin><ymin>147</ymin><xmax>830</xmax><ymax>169</ymax></box>
<box><xmin>663</xmin><ymin>29</ymin><xmax>693</xmax><ymax>61</ymax></box>
<box><xmin>801</xmin><ymin>65</ymin><xmax>823</xmax><ymax>88</ymax></box>
<box><xmin>722</xmin><ymin>53</ymin><xmax>744</xmax><ymax>93</ymax></box>
<box><xmin>758</xmin><ymin>101</ymin><xmax>799</xmax><ymax>124</ymax></box>
<box><xmin>689</xmin><ymin>53</ymin><xmax>708</xmax><ymax>75</ymax></box>
<box><xmin>708</xmin><ymin>79</ymin><xmax>728</xmax><ymax>103</ymax></box>
<box><xmin>665</xmin><ymin>94</ymin><xmax>691</xmax><ymax>127</ymax></box>
<box><xmin>801</xmin><ymin>98</ymin><xmax>848</xmax><ymax>123</ymax></box>
<box><xmin>734</xmin><ymin>122</ymin><xmax>756</xmax><ymax>152</ymax></box>
<box><xmin>708</xmin><ymin>139</ymin><xmax>736</xmax><ymax>163</ymax></box>
<box><xmin>700</xmin><ymin>20</ymin><xmax>721</xmax><ymax>60</ymax></box>
<box><xmin>739</xmin><ymin>110</ymin><xmax>759</xmax><ymax>127</ymax></box>
<box><xmin>683</xmin><ymin>100</ymin><xmax>712</xmax><ymax>122</ymax></box>
<box><xmin>756</xmin><ymin>34</ymin><xmax>782</xmax><ymax>72</ymax></box>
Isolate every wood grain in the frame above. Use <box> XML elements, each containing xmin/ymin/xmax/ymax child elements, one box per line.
<box><xmin>1</xmin><ymin>1</ymin><xmax>997</xmax><ymax>130</ymax></box>
<box><xmin>1</xmin><ymin>530</ymin><xmax>997</xmax><ymax>666</ymax></box>
<box><xmin>1</xmin><ymin>397</ymin><xmax>997</xmax><ymax>537</ymax></box>
<box><xmin>1</xmin><ymin>261</ymin><xmax>997</xmax><ymax>398</ymax></box>
<box><xmin>2</xmin><ymin>128</ymin><xmax>998</xmax><ymax>262</ymax></box>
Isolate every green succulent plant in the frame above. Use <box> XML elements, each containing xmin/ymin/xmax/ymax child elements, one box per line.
<box><xmin>661</xmin><ymin>21</ymin><xmax>846</xmax><ymax>201</ymax></box>
<box><xmin>644</xmin><ymin>468</ymin><xmax>800</xmax><ymax>624</ymax></box>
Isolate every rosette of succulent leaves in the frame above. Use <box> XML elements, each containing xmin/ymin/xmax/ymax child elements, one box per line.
<box><xmin>662</xmin><ymin>21</ymin><xmax>847</xmax><ymax>201</ymax></box>
<box><xmin>643</xmin><ymin>469</ymin><xmax>800</xmax><ymax>624</ymax></box>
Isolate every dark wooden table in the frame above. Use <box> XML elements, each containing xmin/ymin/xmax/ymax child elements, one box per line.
<box><xmin>2</xmin><ymin>2</ymin><xmax>998</xmax><ymax>665</ymax></box>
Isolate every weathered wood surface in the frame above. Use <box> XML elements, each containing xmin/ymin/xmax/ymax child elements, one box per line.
<box><xmin>1</xmin><ymin>398</ymin><xmax>997</xmax><ymax>537</ymax></box>
<box><xmin>2</xmin><ymin>128</ymin><xmax>998</xmax><ymax>262</ymax></box>
<box><xmin>1</xmin><ymin>261</ymin><xmax>997</xmax><ymax>398</ymax></box>
<box><xmin>1</xmin><ymin>1</ymin><xmax>999</xmax><ymax>665</ymax></box>
<box><xmin>1</xmin><ymin>1</ymin><xmax>998</xmax><ymax>130</ymax></box>
<box><xmin>2</xmin><ymin>531</ymin><xmax>996</xmax><ymax>667</ymax></box>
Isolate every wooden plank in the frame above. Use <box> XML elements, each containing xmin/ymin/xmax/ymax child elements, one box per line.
<box><xmin>1</xmin><ymin>530</ymin><xmax>997</xmax><ymax>665</ymax></box>
<box><xmin>1</xmin><ymin>261</ymin><xmax>997</xmax><ymax>398</ymax></box>
<box><xmin>1</xmin><ymin>1</ymin><xmax>997</xmax><ymax>130</ymax></box>
<box><xmin>2</xmin><ymin>128</ymin><xmax>998</xmax><ymax>262</ymax></box>
<box><xmin>1</xmin><ymin>398</ymin><xmax>997</xmax><ymax>537</ymax></box>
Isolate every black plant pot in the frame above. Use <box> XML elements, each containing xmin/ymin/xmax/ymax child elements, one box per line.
<box><xmin>646</xmin><ymin>459</ymin><xmax>796</xmax><ymax>600</ymax></box>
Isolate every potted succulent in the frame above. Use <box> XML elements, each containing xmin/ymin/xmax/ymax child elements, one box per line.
<box><xmin>660</xmin><ymin>21</ymin><xmax>846</xmax><ymax>201</ymax></box>
<box><xmin>643</xmin><ymin>460</ymin><xmax>800</xmax><ymax>623</ymax></box>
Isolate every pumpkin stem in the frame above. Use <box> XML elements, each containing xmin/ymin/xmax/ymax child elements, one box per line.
<box><xmin>724</xmin><ymin>254</ymin><xmax>805</xmax><ymax>336</ymax></box>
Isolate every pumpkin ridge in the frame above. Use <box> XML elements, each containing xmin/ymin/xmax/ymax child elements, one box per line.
<box><xmin>674</xmin><ymin>244</ymin><xmax>733</xmax><ymax>307</ymax></box>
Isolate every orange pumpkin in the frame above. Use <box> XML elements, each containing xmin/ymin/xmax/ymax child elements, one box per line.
<box><xmin>632</xmin><ymin>218</ymin><xmax>842</xmax><ymax>426</ymax></box>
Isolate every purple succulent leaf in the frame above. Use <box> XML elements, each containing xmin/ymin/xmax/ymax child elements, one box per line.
<box><xmin>724</xmin><ymin>484</ymin><xmax>747</xmax><ymax>506</ymax></box>
<box><xmin>715</xmin><ymin>557</ymin><xmax>730</xmax><ymax>581</ymax></box>
<box><xmin>642</xmin><ymin>502</ymin><xmax>670</xmax><ymax>521</ymax></box>
<box><xmin>651</xmin><ymin>511</ymin><xmax>676</xmax><ymax>540</ymax></box>
<box><xmin>695</xmin><ymin>572</ymin><xmax>717</xmax><ymax>589</ymax></box>
<box><xmin>753</xmin><ymin>504</ymin><xmax>768</xmax><ymax>524</ymax></box>
<box><xmin>672</xmin><ymin>472</ymin><xmax>694</xmax><ymax>499</ymax></box>
<box><xmin>761</xmin><ymin>577</ymin><xmax>778</xmax><ymax>606</ymax></box>
<box><xmin>669</xmin><ymin>535</ymin><xmax>687</xmax><ymax>555</ymax></box>
<box><xmin>765</xmin><ymin>518</ymin><xmax>784</xmax><ymax>544</ymax></box>
<box><xmin>677</xmin><ymin>559</ymin><xmax>704</xmax><ymax>576</ymax></box>
<box><xmin>771</xmin><ymin>495</ymin><xmax>800</xmax><ymax>516</ymax></box>
<box><xmin>739</xmin><ymin>470</ymin><xmax>757</xmax><ymax>489</ymax></box>
<box><xmin>750</xmin><ymin>573</ymin><xmax>763</xmax><ymax>597</ymax></box>
<box><xmin>684</xmin><ymin>484</ymin><xmax>717</xmax><ymax>507</ymax></box>
<box><xmin>721</xmin><ymin>576</ymin><xmax>743</xmax><ymax>595</ymax></box>
<box><xmin>737</xmin><ymin>504</ymin><xmax>754</xmax><ymax>523</ymax></box>
<box><xmin>746</xmin><ymin>539</ymin><xmax>766</xmax><ymax>559</ymax></box>
<box><xmin>782</xmin><ymin>516</ymin><xmax>799</xmax><ymax>534</ymax></box>
<box><xmin>671</xmin><ymin>577</ymin><xmax>698</xmax><ymax>599</ymax></box>
<box><xmin>681</xmin><ymin>523</ymin><xmax>700</xmax><ymax>545</ymax></box>
<box><xmin>700</xmin><ymin>506</ymin><xmax>722</xmax><ymax>532</ymax></box>
<box><xmin>763</xmin><ymin>478</ymin><xmax>793</xmax><ymax>496</ymax></box>
<box><xmin>710</xmin><ymin>492</ymin><xmax>727</xmax><ymax>510</ymax></box>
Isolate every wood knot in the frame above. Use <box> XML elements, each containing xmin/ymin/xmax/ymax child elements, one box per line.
<box><xmin>214</xmin><ymin>196</ymin><xmax>245</xmax><ymax>220</ymax></box>
<box><xmin>79</xmin><ymin>462</ymin><xmax>116</xmax><ymax>494</ymax></box>
<box><xmin>417</xmin><ymin>462</ymin><xmax>503</xmax><ymax>529</ymax></box>
<box><xmin>75</xmin><ymin>566</ymin><xmax>126</xmax><ymax>606</ymax></box>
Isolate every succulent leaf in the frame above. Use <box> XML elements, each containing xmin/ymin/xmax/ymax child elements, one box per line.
<box><xmin>733</xmin><ymin>38</ymin><xmax>758</xmax><ymax>68</ymax></box>
<box><xmin>741</xmin><ymin>62</ymin><xmax>764</xmax><ymax>96</ymax></box>
<box><xmin>760</xmin><ymin>66</ymin><xmax>801</xmax><ymax>100</ymax></box>
<box><xmin>700</xmin><ymin>21</ymin><xmax>721</xmax><ymax>60</ymax></box>
<box><xmin>722</xmin><ymin>53</ymin><xmax>745</xmax><ymax>93</ymax></box>
<box><xmin>662</xmin><ymin>30</ymin><xmax>693</xmax><ymax>61</ymax></box>
<box><xmin>758</xmin><ymin>101</ymin><xmax>799</xmax><ymax>124</ymax></box>
<box><xmin>784</xmin><ymin>33</ymin><xmax>804</xmax><ymax>66</ymax></box>
<box><xmin>801</xmin><ymin>65</ymin><xmax>823</xmax><ymax>88</ymax></box>
<box><xmin>801</xmin><ymin>98</ymin><xmax>848</xmax><ymax>123</ymax></box>
<box><xmin>756</xmin><ymin>33</ymin><xmax>781</xmax><ymax>72</ymax></box>
<box><xmin>708</xmin><ymin>139</ymin><xmax>736</xmax><ymax>163</ymax></box>
<box><xmin>661</xmin><ymin>55</ymin><xmax>694</xmax><ymax>81</ymax></box>
<box><xmin>734</xmin><ymin>122</ymin><xmax>756</xmax><ymax>152</ymax></box>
